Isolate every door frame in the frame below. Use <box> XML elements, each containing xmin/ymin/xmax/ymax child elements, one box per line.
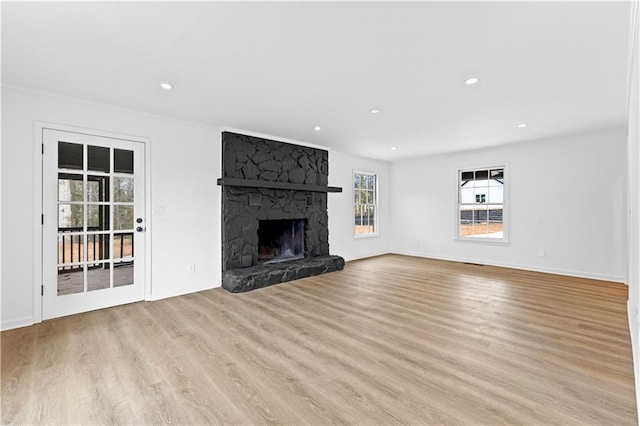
<box><xmin>32</xmin><ymin>122</ymin><xmax>152</xmax><ymax>324</ymax></box>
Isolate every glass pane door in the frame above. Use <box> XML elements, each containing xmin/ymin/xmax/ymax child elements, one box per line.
<box><xmin>43</xmin><ymin>129</ymin><xmax>145</xmax><ymax>320</ymax></box>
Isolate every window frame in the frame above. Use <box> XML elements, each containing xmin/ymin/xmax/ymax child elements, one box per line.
<box><xmin>455</xmin><ymin>164</ymin><xmax>509</xmax><ymax>244</ymax></box>
<box><xmin>353</xmin><ymin>170</ymin><xmax>379</xmax><ymax>238</ymax></box>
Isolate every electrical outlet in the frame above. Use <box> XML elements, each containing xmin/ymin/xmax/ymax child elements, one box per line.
<box><xmin>187</xmin><ymin>264</ymin><xmax>196</xmax><ymax>273</ymax></box>
<box><xmin>537</xmin><ymin>249</ymin><xmax>546</xmax><ymax>257</ymax></box>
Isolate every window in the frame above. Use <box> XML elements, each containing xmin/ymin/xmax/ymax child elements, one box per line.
<box><xmin>458</xmin><ymin>166</ymin><xmax>506</xmax><ymax>241</ymax></box>
<box><xmin>354</xmin><ymin>171</ymin><xmax>377</xmax><ymax>236</ymax></box>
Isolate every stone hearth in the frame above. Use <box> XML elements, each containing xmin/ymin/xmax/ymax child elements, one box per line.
<box><xmin>222</xmin><ymin>255</ymin><xmax>345</xmax><ymax>293</ymax></box>
<box><xmin>218</xmin><ymin>132</ymin><xmax>344</xmax><ymax>292</ymax></box>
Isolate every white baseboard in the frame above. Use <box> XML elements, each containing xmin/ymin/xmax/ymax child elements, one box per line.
<box><xmin>343</xmin><ymin>251</ymin><xmax>389</xmax><ymax>262</ymax></box>
<box><xmin>1</xmin><ymin>316</ymin><xmax>34</xmax><ymax>331</ymax></box>
<box><xmin>392</xmin><ymin>250</ymin><xmax>626</xmax><ymax>283</ymax></box>
<box><xmin>149</xmin><ymin>282</ymin><xmax>219</xmax><ymax>302</ymax></box>
<box><xmin>628</xmin><ymin>300</ymin><xmax>640</xmax><ymax>426</ymax></box>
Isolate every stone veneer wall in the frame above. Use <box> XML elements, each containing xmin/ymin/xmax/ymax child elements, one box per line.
<box><xmin>221</xmin><ymin>132</ymin><xmax>330</xmax><ymax>271</ymax></box>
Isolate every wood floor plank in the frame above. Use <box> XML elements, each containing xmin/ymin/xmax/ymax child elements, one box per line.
<box><xmin>1</xmin><ymin>254</ymin><xmax>637</xmax><ymax>424</ymax></box>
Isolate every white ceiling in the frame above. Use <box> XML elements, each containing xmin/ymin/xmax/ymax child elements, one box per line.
<box><xmin>1</xmin><ymin>1</ymin><xmax>631</xmax><ymax>161</ymax></box>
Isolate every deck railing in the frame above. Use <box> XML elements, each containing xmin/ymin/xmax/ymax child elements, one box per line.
<box><xmin>58</xmin><ymin>227</ymin><xmax>133</xmax><ymax>272</ymax></box>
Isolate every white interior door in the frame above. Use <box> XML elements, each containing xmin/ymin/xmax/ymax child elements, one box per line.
<box><xmin>42</xmin><ymin>129</ymin><xmax>146</xmax><ymax>320</ymax></box>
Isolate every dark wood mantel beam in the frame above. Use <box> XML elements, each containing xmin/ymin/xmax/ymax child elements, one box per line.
<box><xmin>216</xmin><ymin>178</ymin><xmax>343</xmax><ymax>193</ymax></box>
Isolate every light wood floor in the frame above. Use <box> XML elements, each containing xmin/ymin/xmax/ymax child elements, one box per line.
<box><xmin>2</xmin><ymin>254</ymin><xmax>637</xmax><ymax>425</ymax></box>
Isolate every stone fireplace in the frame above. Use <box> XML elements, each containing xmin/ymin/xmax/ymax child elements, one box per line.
<box><xmin>218</xmin><ymin>132</ymin><xmax>345</xmax><ymax>292</ymax></box>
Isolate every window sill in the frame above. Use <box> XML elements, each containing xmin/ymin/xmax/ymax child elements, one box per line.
<box><xmin>354</xmin><ymin>234</ymin><xmax>379</xmax><ymax>239</ymax></box>
<box><xmin>454</xmin><ymin>237</ymin><xmax>509</xmax><ymax>245</ymax></box>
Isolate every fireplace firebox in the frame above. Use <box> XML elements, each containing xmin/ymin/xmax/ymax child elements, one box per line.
<box><xmin>258</xmin><ymin>219</ymin><xmax>306</xmax><ymax>264</ymax></box>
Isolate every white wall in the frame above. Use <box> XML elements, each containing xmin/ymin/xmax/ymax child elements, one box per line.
<box><xmin>626</xmin><ymin>0</ymin><xmax>640</xmax><ymax>418</ymax></box>
<box><xmin>328</xmin><ymin>151</ymin><xmax>390</xmax><ymax>261</ymax></box>
<box><xmin>390</xmin><ymin>131</ymin><xmax>627</xmax><ymax>282</ymax></box>
<box><xmin>1</xmin><ymin>86</ymin><xmax>221</xmax><ymax>330</ymax></box>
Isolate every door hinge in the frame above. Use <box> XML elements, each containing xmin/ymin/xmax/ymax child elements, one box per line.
<box><xmin>41</xmin><ymin>214</ymin><xmax>44</xmax><ymax>225</ymax></box>
<box><xmin>42</xmin><ymin>143</ymin><xmax>44</xmax><ymax>154</ymax></box>
<box><xmin>41</xmin><ymin>285</ymin><xmax>44</xmax><ymax>296</ymax></box>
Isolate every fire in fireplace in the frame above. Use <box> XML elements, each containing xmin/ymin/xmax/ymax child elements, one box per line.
<box><xmin>258</xmin><ymin>219</ymin><xmax>306</xmax><ymax>264</ymax></box>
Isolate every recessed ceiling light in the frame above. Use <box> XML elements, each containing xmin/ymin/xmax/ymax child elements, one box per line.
<box><xmin>464</xmin><ymin>77</ymin><xmax>479</xmax><ymax>85</ymax></box>
<box><xmin>370</xmin><ymin>108</ymin><xmax>381</xmax><ymax>114</ymax></box>
<box><xmin>160</xmin><ymin>82</ymin><xmax>173</xmax><ymax>90</ymax></box>
<box><xmin>391</xmin><ymin>146</ymin><xmax>397</xmax><ymax>151</ymax></box>
<box><xmin>314</xmin><ymin>126</ymin><xmax>322</xmax><ymax>131</ymax></box>
<box><xmin>517</xmin><ymin>123</ymin><xmax>528</xmax><ymax>128</ymax></box>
